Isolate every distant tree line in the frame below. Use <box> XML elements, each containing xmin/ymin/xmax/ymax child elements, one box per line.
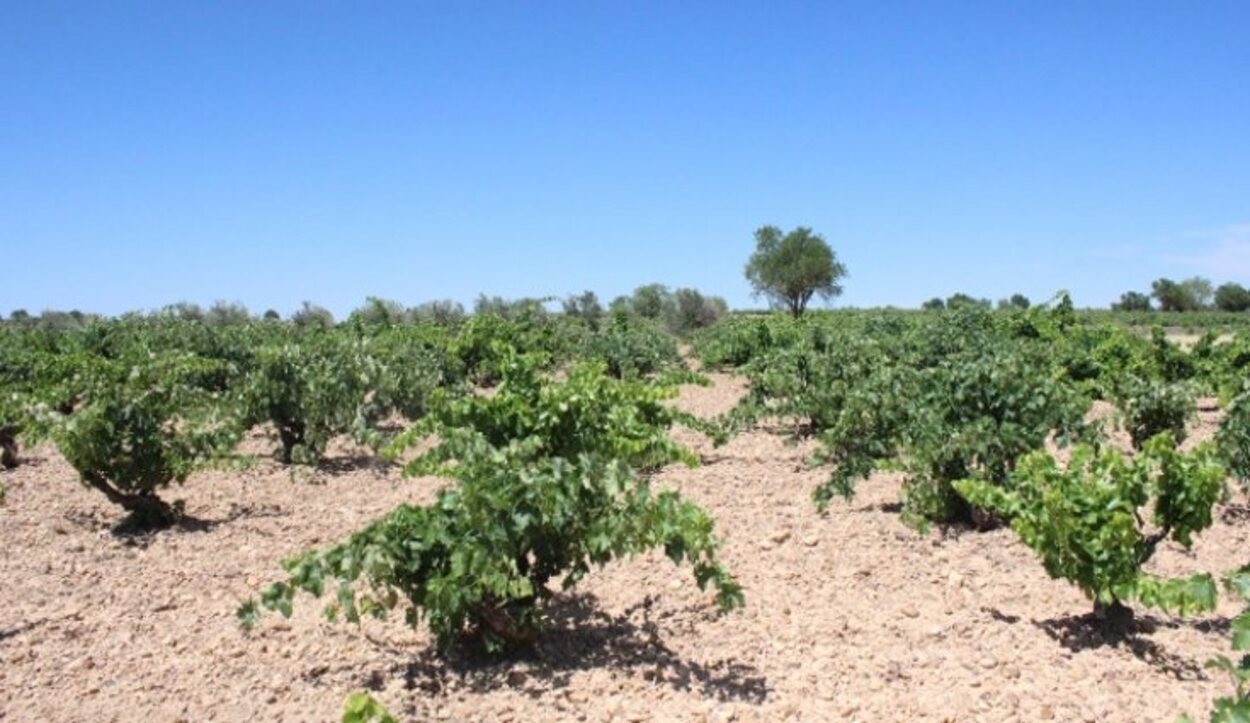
<box><xmin>1113</xmin><ymin>277</ymin><xmax>1250</xmax><ymax>313</ymax></box>
<box><xmin>2</xmin><ymin>285</ymin><xmax>729</xmax><ymax>336</ymax></box>
<box><xmin>921</xmin><ymin>293</ymin><xmax>1031</xmax><ymax>311</ymax></box>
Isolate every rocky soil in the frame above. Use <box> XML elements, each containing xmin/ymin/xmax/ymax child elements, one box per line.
<box><xmin>1</xmin><ymin>372</ymin><xmax>1246</xmax><ymax>722</ymax></box>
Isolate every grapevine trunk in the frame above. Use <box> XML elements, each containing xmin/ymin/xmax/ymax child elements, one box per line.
<box><xmin>83</xmin><ymin>472</ymin><xmax>178</xmax><ymax>528</ymax></box>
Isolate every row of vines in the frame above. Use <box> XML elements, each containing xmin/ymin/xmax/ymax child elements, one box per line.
<box><xmin>5</xmin><ymin>298</ymin><xmax>1250</xmax><ymax>720</ymax></box>
<box><xmin>695</xmin><ymin>297</ymin><xmax>1250</xmax><ymax>722</ymax></box>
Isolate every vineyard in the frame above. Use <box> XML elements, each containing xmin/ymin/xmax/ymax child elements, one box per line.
<box><xmin>4</xmin><ymin>300</ymin><xmax>1250</xmax><ymax>721</ymax></box>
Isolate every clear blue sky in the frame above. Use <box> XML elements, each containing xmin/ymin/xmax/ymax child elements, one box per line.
<box><xmin>3</xmin><ymin>2</ymin><xmax>1248</xmax><ymax>316</ymax></box>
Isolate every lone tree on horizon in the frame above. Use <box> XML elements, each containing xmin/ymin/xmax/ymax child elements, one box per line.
<box><xmin>744</xmin><ymin>225</ymin><xmax>847</xmax><ymax>317</ymax></box>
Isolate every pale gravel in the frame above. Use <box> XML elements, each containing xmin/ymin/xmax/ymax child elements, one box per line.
<box><xmin>0</xmin><ymin>371</ymin><xmax>1247</xmax><ymax>722</ymax></box>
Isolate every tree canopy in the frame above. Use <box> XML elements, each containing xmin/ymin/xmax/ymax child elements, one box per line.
<box><xmin>744</xmin><ymin>225</ymin><xmax>847</xmax><ymax>317</ymax></box>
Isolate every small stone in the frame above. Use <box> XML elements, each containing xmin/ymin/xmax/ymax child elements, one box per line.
<box><xmin>902</xmin><ymin>605</ymin><xmax>920</xmax><ymax>618</ymax></box>
<box><xmin>770</xmin><ymin>530</ymin><xmax>791</xmax><ymax>545</ymax></box>
<box><xmin>1040</xmin><ymin>705</ymin><xmax>1055</xmax><ymax>720</ymax></box>
<box><xmin>980</xmin><ymin>656</ymin><xmax>997</xmax><ymax>669</ymax></box>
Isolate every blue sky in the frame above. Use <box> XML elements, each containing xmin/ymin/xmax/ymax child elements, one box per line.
<box><xmin>3</xmin><ymin>2</ymin><xmax>1247</xmax><ymax>316</ymax></box>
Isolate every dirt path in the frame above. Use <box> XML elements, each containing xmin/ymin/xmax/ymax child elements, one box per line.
<box><xmin>1</xmin><ymin>372</ymin><xmax>1246</xmax><ymax>722</ymax></box>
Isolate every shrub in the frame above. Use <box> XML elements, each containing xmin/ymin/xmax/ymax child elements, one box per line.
<box><xmin>1181</xmin><ymin>568</ymin><xmax>1250</xmax><ymax>722</ymax></box>
<box><xmin>240</xmin><ymin>339</ymin><xmax>376</xmax><ymax>464</ymax></box>
<box><xmin>1115</xmin><ymin>379</ymin><xmax>1195</xmax><ymax>450</ymax></box>
<box><xmin>582</xmin><ymin>313</ymin><xmax>684</xmax><ymax>380</ymax></box>
<box><xmin>51</xmin><ymin>355</ymin><xmax>241</xmax><ymax>526</ymax></box>
<box><xmin>1217</xmin><ymin>389</ymin><xmax>1250</xmax><ymax>490</ymax></box>
<box><xmin>665</xmin><ymin>288</ymin><xmax>727</xmax><ymax>335</ymax></box>
<box><xmin>240</xmin><ymin>356</ymin><xmax>742</xmax><ymax>654</ymax></box>
<box><xmin>894</xmin><ymin>345</ymin><xmax>1090</xmax><ymax>528</ymax></box>
<box><xmin>955</xmin><ymin>435</ymin><xmax>1223</xmax><ymax>618</ymax></box>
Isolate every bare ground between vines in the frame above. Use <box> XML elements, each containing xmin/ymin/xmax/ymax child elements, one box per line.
<box><xmin>0</xmin><ymin>372</ymin><xmax>1247</xmax><ymax>722</ymax></box>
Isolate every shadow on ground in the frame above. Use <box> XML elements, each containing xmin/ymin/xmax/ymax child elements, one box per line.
<box><xmin>350</xmin><ymin>593</ymin><xmax>770</xmax><ymax>705</ymax></box>
<box><xmin>983</xmin><ymin>606</ymin><xmax>1226</xmax><ymax>681</ymax></box>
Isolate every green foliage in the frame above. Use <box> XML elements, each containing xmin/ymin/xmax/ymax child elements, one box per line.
<box><xmin>1113</xmin><ymin>291</ymin><xmax>1152</xmax><ymax>312</ymax></box>
<box><xmin>945</xmin><ymin>293</ymin><xmax>991</xmax><ymax>310</ymax></box>
<box><xmin>562</xmin><ymin>290</ymin><xmax>604</xmax><ymax>330</ymax></box>
<box><xmin>241</xmin><ymin>356</ymin><xmax>741</xmax><ymax>654</ymax></box>
<box><xmin>50</xmin><ymin>355</ymin><xmax>241</xmax><ymax>525</ymax></box>
<box><xmin>240</xmin><ymin>338</ymin><xmax>377</xmax><ymax>464</ymax></box>
<box><xmin>1115</xmin><ymin>379</ymin><xmax>1196</xmax><ymax>450</ymax></box>
<box><xmin>1216</xmin><ymin>283</ymin><xmax>1250</xmax><ymax>313</ymax></box>
<box><xmin>720</xmin><ymin>305</ymin><xmax>1090</xmax><ymax>528</ymax></box>
<box><xmin>348</xmin><ymin>297</ymin><xmax>408</xmax><ymax>328</ymax></box>
<box><xmin>410</xmin><ymin>299</ymin><xmax>466</xmax><ymax>326</ymax></box>
<box><xmin>665</xmin><ymin>288</ymin><xmax>727</xmax><ymax>335</ymax></box>
<box><xmin>1185</xmin><ymin>568</ymin><xmax>1250</xmax><ymax>722</ymax></box>
<box><xmin>1153</xmin><ymin>277</ymin><xmax>1214</xmax><ymax>312</ymax></box>
<box><xmin>955</xmin><ymin>435</ymin><xmax>1224</xmax><ymax>615</ymax></box>
<box><xmin>744</xmin><ymin>225</ymin><xmax>847</xmax><ymax>317</ymax></box>
<box><xmin>693</xmin><ymin>315</ymin><xmax>802</xmax><ymax>370</ymax></box>
<box><xmin>1218</xmin><ymin>389</ymin><xmax>1250</xmax><ymax>490</ymax></box>
<box><xmin>581</xmin><ymin>313</ymin><xmax>685</xmax><ymax>381</ymax></box>
<box><xmin>341</xmin><ymin>693</ymin><xmax>398</xmax><ymax>723</ymax></box>
<box><xmin>1151</xmin><ymin>327</ymin><xmax>1199</xmax><ymax>383</ymax></box>
<box><xmin>627</xmin><ymin>283</ymin><xmax>671</xmax><ymax>320</ymax></box>
<box><xmin>206</xmin><ymin>300</ymin><xmax>252</xmax><ymax>326</ymax></box>
<box><xmin>291</xmin><ymin>301</ymin><xmax>336</xmax><ymax>330</ymax></box>
<box><xmin>894</xmin><ymin>343</ymin><xmax>1090</xmax><ymax>527</ymax></box>
<box><xmin>998</xmin><ymin>294</ymin><xmax>1031</xmax><ymax>310</ymax></box>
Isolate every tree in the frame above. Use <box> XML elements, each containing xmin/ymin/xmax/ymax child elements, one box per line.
<box><xmin>744</xmin><ymin>225</ymin><xmax>847</xmax><ymax>317</ymax></box>
<box><xmin>291</xmin><ymin>301</ymin><xmax>335</xmax><ymax>330</ymax></box>
<box><xmin>945</xmin><ymin>293</ymin><xmax>990</xmax><ymax>310</ymax></box>
<box><xmin>207</xmin><ymin>300</ymin><xmax>251</xmax><ymax>326</ymax></box>
<box><xmin>1182</xmin><ymin>277</ymin><xmax>1215</xmax><ymax>309</ymax></box>
<box><xmin>630</xmin><ymin>284</ymin><xmax>672</xmax><ymax>320</ymax></box>
<box><xmin>410</xmin><ymin>300</ymin><xmax>465</xmax><ymax>326</ymax></box>
<box><xmin>348</xmin><ymin>297</ymin><xmax>406</xmax><ymax>328</ymax></box>
<box><xmin>562</xmin><ymin>291</ymin><xmax>603</xmax><ymax>330</ymax></box>
<box><xmin>1215</xmin><ymin>283</ymin><xmax>1250</xmax><ymax>312</ymax></box>
<box><xmin>921</xmin><ymin>298</ymin><xmax>945</xmax><ymax>311</ymax></box>
<box><xmin>665</xmin><ymin>288</ymin><xmax>727</xmax><ymax>335</ymax></box>
<box><xmin>1113</xmin><ymin>291</ymin><xmax>1152</xmax><ymax>312</ymax></box>
<box><xmin>1152</xmin><ymin>277</ymin><xmax>1213</xmax><ymax>312</ymax></box>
